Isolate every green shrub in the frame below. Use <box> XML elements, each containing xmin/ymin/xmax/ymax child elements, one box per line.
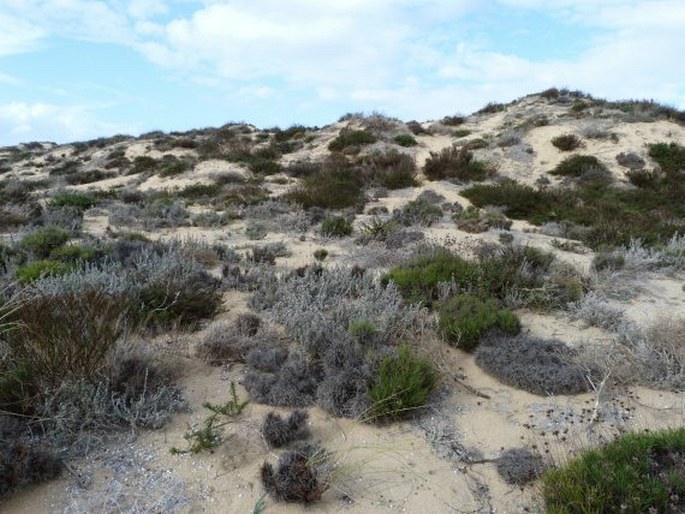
<box><xmin>393</xmin><ymin>198</ymin><xmax>443</xmax><ymax>227</ymax></box>
<box><xmin>423</xmin><ymin>145</ymin><xmax>492</xmax><ymax>182</ymax></box>
<box><xmin>368</xmin><ymin>346</ymin><xmax>437</xmax><ymax>421</ymax></box>
<box><xmin>49</xmin><ymin>244</ymin><xmax>97</xmax><ymax>263</ymax></box>
<box><xmin>475</xmin><ymin>102</ymin><xmax>505</xmax><ymax>114</ymax></box>
<box><xmin>360</xmin><ymin>150</ymin><xmax>417</xmax><ymax>189</ymax></box>
<box><xmin>328</xmin><ymin>129</ymin><xmax>376</xmax><ymax>151</ymax></box>
<box><xmin>550</xmin><ymin>155</ymin><xmax>608</xmax><ymax>178</ymax></box>
<box><xmin>542</xmin><ymin>427</ymin><xmax>685</xmax><ymax>513</ymax></box>
<box><xmin>286</xmin><ymin>168</ymin><xmax>364</xmax><ymax>210</ymax></box>
<box><xmin>320</xmin><ymin>215</ymin><xmax>353</xmax><ymax>237</ymax></box>
<box><xmin>159</xmin><ymin>159</ymin><xmax>190</xmax><ymax>177</ymax></box>
<box><xmin>19</xmin><ymin>226</ymin><xmax>70</xmax><ymax>258</ymax></box>
<box><xmin>462</xmin><ymin>181</ymin><xmax>553</xmax><ymax>220</ymax></box>
<box><xmin>551</xmin><ymin>134</ymin><xmax>582</xmax><ymax>151</ymax></box>
<box><xmin>452</xmin><ymin>129</ymin><xmax>472</xmax><ymax>138</ymax></box>
<box><xmin>438</xmin><ymin>294</ymin><xmax>520</xmax><ymax>351</ymax></box>
<box><xmin>131</xmin><ymin>155</ymin><xmax>159</xmax><ymax>174</ymax></box>
<box><xmin>248</xmin><ymin>158</ymin><xmax>282</xmax><ymax>175</ymax></box>
<box><xmin>393</xmin><ymin>134</ymin><xmax>418</xmax><ymax>147</ymax></box>
<box><xmin>16</xmin><ymin>260</ymin><xmax>74</xmax><ymax>284</ymax></box>
<box><xmin>49</xmin><ymin>192</ymin><xmax>98</xmax><ymax>210</ymax></box>
<box><xmin>648</xmin><ymin>142</ymin><xmax>685</xmax><ymax>174</ymax></box>
<box><xmin>178</xmin><ymin>183</ymin><xmax>222</xmax><ymax>199</ymax></box>
<box><xmin>313</xmin><ymin>248</ymin><xmax>328</xmax><ymax>261</ymax></box>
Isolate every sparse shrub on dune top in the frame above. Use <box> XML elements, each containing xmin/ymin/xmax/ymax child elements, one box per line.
<box><xmin>423</xmin><ymin>145</ymin><xmax>493</xmax><ymax>182</ymax></box>
<box><xmin>328</xmin><ymin>128</ymin><xmax>377</xmax><ymax>152</ymax></box>
<box><xmin>542</xmin><ymin>427</ymin><xmax>685</xmax><ymax>514</ymax></box>
<box><xmin>393</xmin><ymin>134</ymin><xmax>418</xmax><ymax>147</ymax></box>
<box><xmin>551</xmin><ymin>134</ymin><xmax>582</xmax><ymax>152</ymax></box>
<box><xmin>260</xmin><ymin>443</ymin><xmax>331</xmax><ymax>504</ymax></box>
<box><xmin>438</xmin><ymin>294</ymin><xmax>520</xmax><ymax>352</ymax></box>
<box><xmin>368</xmin><ymin>345</ymin><xmax>437</xmax><ymax>422</ymax></box>
<box><xmin>262</xmin><ymin>411</ymin><xmax>310</xmax><ymax>448</ymax></box>
<box><xmin>461</xmin><ymin>180</ymin><xmax>553</xmax><ymax>221</ymax></box>
<box><xmin>474</xmin><ymin>333</ymin><xmax>589</xmax><ymax>395</ymax></box>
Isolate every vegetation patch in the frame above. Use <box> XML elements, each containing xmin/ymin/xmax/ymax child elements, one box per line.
<box><xmin>424</xmin><ymin>145</ymin><xmax>493</xmax><ymax>182</ymax></box>
<box><xmin>286</xmin><ymin>167</ymin><xmax>364</xmax><ymax>210</ymax></box>
<box><xmin>438</xmin><ymin>294</ymin><xmax>520</xmax><ymax>351</ymax></box>
<box><xmin>542</xmin><ymin>427</ymin><xmax>685</xmax><ymax>513</ymax></box>
<box><xmin>328</xmin><ymin>129</ymin><xmax>377</xmax><ymax>152</ymax></box>
<box><xmin>368</xmin><ymin>346</ymin><xmax>437</xmax><ymax>422</ymax></box>
<box><xmin>551</xmin><ymin>134</ymin><xmax>582</xmax><ymax>152</ymax></box>
<box><xmin>320</xmin><ymin>215</ymin><xmax>353</xmax><ymax>237</ymax></box>
<box><xmin>359</xmin><ymin>149</ymin><xmax>417</xmax><ymax>189</ymax></box>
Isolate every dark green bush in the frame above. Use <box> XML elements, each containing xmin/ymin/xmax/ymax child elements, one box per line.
<box><xmin>392</xmin><ymin>198</ymin><xmax>443</xmax><ymax>227</ymax></box>
<box><xmin>381</xmin><ymin>248</ymin><xmax>476</xmax><ymax>307</ymax></box>
<box><xmin>360</xmin><ymin>150</ymin><xmax>417</xmax><ymax>189</ymax></box>
<box><xmin>550</xmin><ymin>155</ymin><xmax>608</xmax><ymax>178</ymax></box>
<box><xmin>542</xmin><ymin>427</ymin><xmax>685</xmax><ymax>513</ymax></box>
<box><xmin>393</xmin><ymin>134</ymin><xmax>418</xmax><ymax>147</ymax></box>
<box><xmin>462</xmin><ymin>181</ymin><xmax>554</xmax><ymax>220</ymax></box>
<box><xmin>19</xmin><ymin>226</ymin><xmax>70</xmax><ymax>258</ymax></box>
<box><xmin>424</xmin><ymin>145</ymin><xmax>492</xmax><ymax>182</ymax></box>
<box><xmin>328</xmin><ymin>129</ymin><xmax>376</xmax><ymax>151</ymax></box>
<box><xmin>131</xmin><ymin>155</ymin><xmax>159</xmax><ymax>174</ymax></box>
<box><xmin>178</xmin><ymin>183</ymin><xmax>222</xmax><ymax>199</ymax></box>
<box><xmin>320</xmin><ymin>215</ymin><xmax>352</xmax><ymax>237</ymax></box>
<box><xmin>16</xmin><ymin>260</ymin><xmax>74</xmax><ymax>284</ymax></box>
<box><xmin>438</xmin><ymin>294</ymin><xmax>521</xmax><ymax>351</ymax></box>
<box><xmin>551</xmin><ymin>134</ymin><xmax>582</xmax><ymax>151</ymax></box>
<box><xmin>286</xmin><ymin>168</ymin><xmax>364</xmax><ymax>210</ymax></box>
<box><xmin>368</xmin><ymin>346</ymin><xmax>437</xmax><ymax>421</ymax></box>
<box><xmin>49</xmin><ymin>192</ymin><xmax>98</xmax><ymax>210</ymax></box>
<box><xmin>648</xmin><ymin>142</ymin><xmax>685</xmax><ymax>174</ymax></box>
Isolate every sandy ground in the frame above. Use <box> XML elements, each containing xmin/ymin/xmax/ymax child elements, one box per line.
<box><xmin>2</xmin><ymin>93</ymin><xmax>684</xmax><ymax>513</ymax></box>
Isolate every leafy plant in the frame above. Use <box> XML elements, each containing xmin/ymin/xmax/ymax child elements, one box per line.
<box><xmin>368</xmin><ymin>345</ymin><xmax>437</xmax><ymax>421</ymax></box>
<box><xmin>424</xmin><ymin>145</ymin><xmax>493</xmax><ymax>182</ymax></box>
<box><xmin>393</xmin><ymin>134</ymin><xmax>418</xmax><ymax>147</ymax></box>
<box><xmin>328</xmin><ymin>129</ymin><xmax>376</xmax><ymax>151</ymax></box>
<box><xmin>286</xmin><ymin>167</ymin><xmax>364</xmax><ymax>210</ymax></box>
<box><xmin>171</xmin><ymin>382</ymin><xmax>248</xmax><ymax>454</ymax></box>
<box><xmin>542</xmin><ymin>427</ymin><xmax>685</xmax><ymax>513</ymax></box>
<box><xmin>438</xmin><ymin>294</ymin><xmax>520</xmax><ymax>351</ymax></box>
<box><xmin>16</xmin><ymin>259</ymin><xmax>74</xmax><ymax>284</ymax></box>
<box><xmin>19</xmin><ymin>226</ymin><xmax>70</xmax><ymax>258</ymax></box>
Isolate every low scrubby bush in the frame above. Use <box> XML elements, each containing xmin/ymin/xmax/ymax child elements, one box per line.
<box><xmin>320</xmin><ymin>215</ymin><xmax>353</xmax><ymax>237</ymax></box>
<box><xmin>260</xmin><ymin>443</ymin><xmax>330</xmax><ymax>504</ymax></box>
<box><xmin>328</xmin><ymin>129</ymin><xmax>376</xmax><ymax>152</ymax></box>
<box><xmin>392</xmin><ymin>198</ymin><xmax>443</xmax><ymax>227</ymax></box>
<box><xmin>368</xmin><ymin>346</ymin><xmax>437</xmax><ymax>421</ymax></box>
<box><xmin>474</xmin><ymin>334</ymin><xmax>589</xmax><ymax>395</ymax></box>
<box><xmin>19</xmin><ymin>226</ymin><xmax>70</xmax><ymax>258</ymax></box>
<box><xmin>551</xmin><ymin>134</ymin><xmax>582</xmax><ymax>151</ymax></box>
<box><xmin>244</xmin><ymin>354</ymin><xmax>323</xmax><ymax>408</ymax></box>
<box><xmin>648</xmin><ymin>141</ymin><xmax>685</xmax><ymax>174</ymax></box>
<box><xmin>49</xmin><ymin>192</ymin><xmax>98</xmax><ymax>210</ymax></box>
<box><xmin>616</xmin><ymin>151</ymin><xmax>645</xmax><ymax>170</ymax></box>
<box><xmin>360</xmin><ymin>149</ymin><xmax>417</xmax><ymax>189</ymax></box>
<box><xmin>438</xmin><ymin>294</ymin><xmax>520</xmax><ymax>351</ymax></box>
<box><xmin>16</xmin><ymin>259</ymin><xmax>74</xmax><ymax>284</ymax></box>
<box><xmin>0</xmin><ymin>438</ymin><xmax>61</xmax><ymax>498</ymax></box>
<box><xmin>261</xmin><ymin>411</ymin><xmax>310</xmax><ymax>448</ymax></box>
<box><xmin>496</xmin><ymin>447</ymin><xmax>545</xmax><ymax>486</ymax></box>
<box><xmin>196</xmin><ymin>313</ymin><xmax>267</xmax><ymax>365</ymax></box>
<box><xmin>393</xmin><ymin>134</ymin><xmax>418</xmax><ymax>147</ymax></box>
<box><xmin>286</xmin><ymin>168</ymin><xmax>364</xmax><ymax>210</ymax></box>
<box><xmin>549</xmin><ymin>155</ymin><xmax>609</xmax><ymax>180</ymax></box>
<box><xmin>424</xmin><ymin>145</ymin><xmax>492</xmax><ymax>182</ymax></box>
<box><xmin>542</xmin><ymin>427</ymin><xmax>685</xmax><ymax>513</ymax></box>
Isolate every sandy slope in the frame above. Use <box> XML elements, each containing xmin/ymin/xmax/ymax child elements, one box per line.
<box><xmin>2</xmin><ymin>93</ymin><xmax>684</xmax><ymax>513</ymax></box>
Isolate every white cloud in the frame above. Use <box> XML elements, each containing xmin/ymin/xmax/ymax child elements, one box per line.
<box><xmin>0</xmin><ymin>14</ymin><xmax>44</xmax><ymax>56</ymax></box>
<box><xmin>0</xmin><ymin>101</ymin><xmax>136</xmax><ymax>144</ymax></box>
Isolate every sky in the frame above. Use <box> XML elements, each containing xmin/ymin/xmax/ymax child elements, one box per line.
<box><xmin>1</xmin><ymin>0</ymin><xmax>684</xmax><ymax>146</ymax></box>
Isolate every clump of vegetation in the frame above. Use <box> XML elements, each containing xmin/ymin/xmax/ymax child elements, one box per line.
<box><xmin>313</xmin><ymin>248</ymin><xmax>328</xmax><ymax>261</ymax></box>
<box><xmin>261</xmin><ymin>411</ymin><xmax>310</xmax><ymax>448</ymax></box>
<box><xmin>393</xmin><ymin>134</ymin><xmax>418</xmax><ymax>147</ymax></box>
<box><xmin>320</xmin><ymin>215</ymin><xmax>353</xmax><ymax>237</ymax></box>
<box><xmin>286</xmin><ymin>167</ymin><xmax>364</xmax><ymax>210</ymax></box>
<box><xmin>328</xmin><ymin>129</ymin><xmax>376</xmax><ymax>152</ymax></box>
<box><xmin>616</xmin><ymin>151</ymin><xmax>645</xmax><ymax>170</ymax></box>
<box><xmin>368</xmin><ymin>346</ymin><xmax>437</xmax><ymax>422</ymax></box>
<box><xmin>16</xmin><ymin>259</ymin><xmax>74</xmax><ymax>284</ymax></box>
<box><xmin>49</xmin><ymin>192</ymin><xmax>99</xmax><ymax>211</ymax></box>
<box><xmin>392</xmin><ymin>196</ymin><xmax>443</xmax><ymax>227</ymax></box>
<box><xmin>549</xmin><ymin>155</ymin><xmax>609</xmax><ymax>180</ymax></box>
<box><xmin>455</xmin><ymin>206</ymin><xmax>512</xmax><ymax>233</ymax></box>
<box><xmin>19</xmin><ymin>226</ymin><xmax>70</xmax><ymax>258</ymax></box>
<box><xmin>442</xmin><ymin>115</ymin><xmax>466</xmax><ymax>126</ymax></box>
<box><xmin>474</xmin><ymin>334</ymin><xmax>589</xmax><ymax>395</ymax></box>
<box><xmin>542</xmin><ymin>427</ymin><xmax>685</xmax><ymax>513</ymax></box>
<box><xmin>648</xmin><ymin>141</ymin><xmax>685</xmax><ymax>174</ymax></box>
<box><xmin>0</xmin><ymin>437</ymin><xmax>61</xmax><ymax>498</ymax></box>
<box><xmin>496</xmin><ymin>448</ymin><xmax>546</xmax><ymax>486</ymax></box>
<box><xmin>196</xmin><ymin>313</ymin><xmax>269</xmax><ymax>365</ymax></box>
<box><xmin>260</xmin><ymin>443</ymin><xmax>331</xmax><ymax>504</ymax></box>
<box><xmin>171</xmin><ymin>382</ymin><xmax>248</xmax><ymax>454</ymax></box>
<box><xmin>424</xmin><ymin>145</ymin><xmax>493</xmax><ymax>182</ymax></box>
<box><xmin>438</xmin><ymin>294</ymin><xmax>520</xmax><ymax>351</ymax></box>
<box><xmin>475</xmin><ymin>102</ymin><xmax>505</xmax><ymax>115</ymax></box>
<box><xmin>551</xmin><ymin>134</ymin><xmax>582</xmax><ymax>151</ymax></box>
<box><xmin>359</xmin><ymin>149</ymin><xmax>417</xmax><ymax>189</ymax></box>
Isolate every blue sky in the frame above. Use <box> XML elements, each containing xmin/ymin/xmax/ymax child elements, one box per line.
<box><xmin>1</xmin><ymin>0</ymin><xmax>684</xmax><ymax>145</ymax></box>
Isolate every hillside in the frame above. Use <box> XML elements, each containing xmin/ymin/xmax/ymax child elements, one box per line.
<box><xmin>1</xmin><ymin>88</ymin><xmax>684</xmax><ymax>513</ymax></box>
